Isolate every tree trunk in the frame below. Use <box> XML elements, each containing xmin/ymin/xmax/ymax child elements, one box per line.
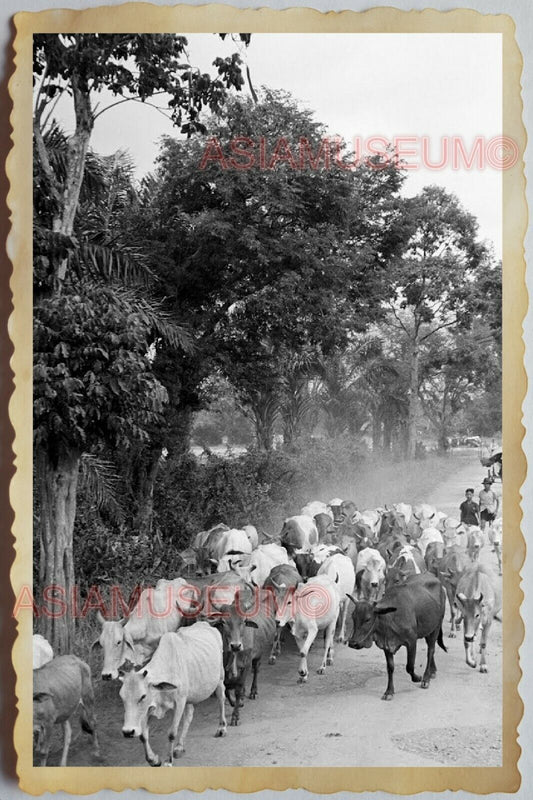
<box><xmin>52</xmin><ymin>75</ymin><xmax>94</xmax><ymax>289</ymax></box>
<box><xmin>134</xmin><ymin>451</ymin><xmax>162</xmax><ymax>535</ymax></box>
<box><xmin>405</xmin><ymin>338</ymin><xmax>420</xmax><ymax>460</ymax></box>
<box><xmin>438</xmin><ymin>386</ymin><xmax>450</xmax><ymax>452</ymax></box>
<box><xmin>252</xmin><ymin>394</ymin><xmax>278</xmax><ymax>451</ymax></box>
<box><xmin>38</xmin><ymin>450</ymin><xmax>80</xmax><ymax>654</ymax></box>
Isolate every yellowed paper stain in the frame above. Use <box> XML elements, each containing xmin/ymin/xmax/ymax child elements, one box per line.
<box><xmin>7</xmin><ymin>3</ymin><xmax>526</xmax><ymax>794</ymax></box>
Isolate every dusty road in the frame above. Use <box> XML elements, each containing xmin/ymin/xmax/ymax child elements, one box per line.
<box><xmin>63</xmin><ymin>451</ymin><xmax>503</xmax><ymax>768</ymax></box>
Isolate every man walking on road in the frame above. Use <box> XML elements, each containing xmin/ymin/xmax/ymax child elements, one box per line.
<box><xmin>479</xmin><ymin>477</ymin><xmax>499</xmax><ymax>548</ymax></box>
<box><xmin>459</xmin><ymin>488</ymin><xmax>481</xmax><ymax>530</ymax></box>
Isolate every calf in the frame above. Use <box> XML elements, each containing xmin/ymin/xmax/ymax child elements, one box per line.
<box><xmin>276</xmin><ymin>575</ymin><xmax>341</xmax><ymax>683</ymax></box>
<box><xmin>217</xmin><ymin>590</ymin><xmax>277</xmax><ymax>726</ymax></box>
<box><xmin>33</xmin><ymin>655</ymin><xmax>99</xmax><ymax>766</ymax></box>
<box><xmin>348</xmin><ymin>572</ymin><xmax>447</xmax><ymax>700</ymax></box>
<box><xmin>119</xmin><ymin>623</ymin><xmax>226</xmax><ymax>766</ymax></box>
<box><xmin>93</xmin><ymin>577</ymin><xmax>188</xmax><ymax>679</ymax></box>
<box><xmin>467</xmin><ymin>527</ymin><xmax>484</xmax><ymax>562</ymax></box>
<box><xmin>33</xmin><ymin>634</ymin><xmax>53</xmax><ymax>670</ymax></box>
<box><xmin>455</xmin><ymin>566</ymin><xmax>501</xmax><ymax>673</ymax></box>
<box><xmin>318</xmin><ymin>553</ymin><xmax>355</xmax><ymax>643</ymax></box>
<box><xmin>355</xmin><ymin>547</ymin><xmax>386</xmax><ymax>602</ymax></box>
<box><xmin>263</xmin><ymin>564</ymin><xmax>301</xmax><ymax>664</ymax></box>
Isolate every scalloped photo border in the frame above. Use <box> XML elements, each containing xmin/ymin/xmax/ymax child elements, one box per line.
<box><xmin>7</xmin><ymin>3</ymin><xmax>527</xmax><ymax>794</ymax></box>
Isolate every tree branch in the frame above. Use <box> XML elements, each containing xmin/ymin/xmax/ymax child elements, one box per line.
<box><xmin>419</xmin><ymin>317</ymin><xmax>458</xmax><ymax>342</ymax></box>
<box><xmin>93</xmin><ymin>91</ymin><xmax>169</xmax><ymax>121</ymax></box>
<box><xmin>33</xmin><ymin>115</ymin><xmax>62</xmax><ymax>205</ymax></box>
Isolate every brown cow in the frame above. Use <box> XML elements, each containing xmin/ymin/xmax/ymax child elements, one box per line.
<box><xmin>348</xmin><ymin>572</ymin><xmax>447</xmax><ymax>700</ymax></box>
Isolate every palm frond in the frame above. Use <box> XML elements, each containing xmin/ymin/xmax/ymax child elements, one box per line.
<box><xmin>68</xmin><ymin>242</ymin><xmax>158</xmax><ymax>288</ymax></box>
<box><xmin>79</xmin><ymin>453</ymin><xmax>125</xmax><ymax>524</ymax></box>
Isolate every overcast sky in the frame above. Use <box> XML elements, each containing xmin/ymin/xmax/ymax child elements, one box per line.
<box><xmin>51</xmin><ymin>33</ymin><xmax>502</xmax><ymax>257</ymax></box>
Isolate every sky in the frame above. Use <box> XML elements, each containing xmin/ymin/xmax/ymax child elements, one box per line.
<box><xmin>48</xmin><ymin>33</ymin><xmax>502</xmax><ymax>257</ymax></box>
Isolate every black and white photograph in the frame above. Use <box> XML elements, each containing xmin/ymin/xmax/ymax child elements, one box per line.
<box><xmin>14</xmin><ymin>11</ymin><xmax>523</xmax><ymax>789</ymax></box>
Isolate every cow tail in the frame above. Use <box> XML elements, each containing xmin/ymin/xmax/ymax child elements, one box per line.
<box><xmin>437</xmin><ymin>626</ymin><xmax>448</xmax><ymax>653</ymax></box>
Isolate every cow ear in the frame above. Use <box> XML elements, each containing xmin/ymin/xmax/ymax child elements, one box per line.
<box><xmin>346</xmin><ymin>593</ymin><xmax>357</xmax><ymax>605</ymax></box>
<box><xmin>456</xmin><ymin>592</ymin><xmax>467</xmax><ymax>604</ymax></box>
<box><xmin>245</xmin><ymin>619</ymin><xmax>258</xmax><ymax>628</ymax></box>
<box><xmin>33</xmin><ymin>692</ymin><xmax>53</xmax><ymax>703</ymax></box>
<box><xmin>153</xmin><ymin>681</ymin><xmax>177</xmax><ymax>691</ymax></box>
<box><xmin>375</xmin><ymin>605</ymin><xmax>397</xmax><ymax>615</ymax></box>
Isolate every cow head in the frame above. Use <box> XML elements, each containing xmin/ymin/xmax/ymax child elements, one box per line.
<box><xmin>347</xmin><ymin>597</ymin><xmax>397</xmax><ymax>650</ymax></box>
<box><xmin>119</xmin><ymin>669</ymin><xmax>174</xmax><ymax>739</ymax></box>
<box><xmin>93</xmin><ymin>611</ymin><xmax>136</xmax><ymax>680</ymax></box>
<box><xmin>455</xmin><ymin>592</ymin><xmax>484</xmax><ymax>668</ymax></box>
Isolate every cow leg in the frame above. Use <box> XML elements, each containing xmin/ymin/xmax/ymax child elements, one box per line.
<box><xmin>446</xmin><ymin>586</ymin><xmax>456</xmax><ymax>637</ymax></box>
<box><xmin>214</xmin><ymin>678</ymin><xmax>227</xmax><ymax>737</ymax></box>
<box><xmin>318</xmin><ymin>620</ymin><xmax>336</xmax><ymax>674</ymax></box>
<box><xmin>296</xmin><ymin>626</ymin><xmax>316</xmax><ymax>682</ymax></box>
<box><xmin>231</xmin><ymin>679</ymin><xmax>245</xmax><ymax>726</ymax></box>
<box><xmin>479</xmin><ymin>620</ymin><xmax>492</xmax><ymax>673</ymax></box>
<box><xmin>382</xmin><ymin>649</ymin><xmax>395</xmax><ymax>700</ymax></box>
<box><xmin>249</xmin><ymin>657</ymin><xmax>260</xmax><ymax>699</ymax></box>
<box><xmin>59</xmin><ymin>720</ymin><xmax>72</xmax><ymax>767</ymax></box>
<box><xmin>336</xmin><ymin>600</ymin><xmax>348</xmax><ymax>644</ymax></box>
<box><xmin>173</xmin><ymin>703</ymin><xmax>195</xmax><ymax>759</ymax></box>
<box><xmin>421</xmin><ymin>634</ymin><xmax>437</xmax><ymax>688</ymax></box>
<box><xmin>405</xmin><ymin>641</ymin><xmax>421</xmax><ymax>683</ymax></box>
<box><xmin>165</xmin><ymin>695</ymin><xmax>187</xmax><ymax>765</ymax></box>
<box><xmin>269</xmin><ymin>627</ymin><xmax>281</xmax><ymax>665</ymax></box>
<box><xmin>140</xmin><ymin>722</ymin><xmax>161</xmax><ymax>767</ymax></box>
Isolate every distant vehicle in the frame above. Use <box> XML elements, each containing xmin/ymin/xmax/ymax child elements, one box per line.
<box><xmin>464</xmin><ymin>436</ymin><xmax>481</xmax><ymax>447</ymax></box>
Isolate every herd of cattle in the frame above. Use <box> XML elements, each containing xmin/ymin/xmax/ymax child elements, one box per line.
<box><xmin>33</xmin><ymin>498</ymin><xmax>502</xmax><ymax>767</ymax></box>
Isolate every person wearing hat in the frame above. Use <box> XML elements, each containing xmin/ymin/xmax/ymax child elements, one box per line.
<box><xmin>459</xmin><ymin>488</ymin><xmax>481</xmax><ymax>531</ymax></box>
<box><xmin>479</xmin><ymin>478</ymin><xmax>499</xmax><ymax>543</ymax></box>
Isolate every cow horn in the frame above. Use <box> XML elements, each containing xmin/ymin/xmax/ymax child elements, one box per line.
<box><xmin>346</xmin><ymin>593</ymin><xmax>357</xmax><ymax>605</ymax></box>
<box><xmin>456</xmin><ymin>592</ymin><xmax>467</xmax><ymax>603</ymax></box>
<box><xmin>96</xmin><ymin>610</ymin><xmax>105</xmax><ymax>625</ymax></box>
<box><xmin>119</xmin><ymin>616</ymin><xmax>129</xmax><ymax>627</ymax></box>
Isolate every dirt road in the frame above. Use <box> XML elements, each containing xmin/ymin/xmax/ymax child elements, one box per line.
<box><xmin>63</xmin><ymin>451</ymin><xmax>503</xmax><ymax>768</ymax></box>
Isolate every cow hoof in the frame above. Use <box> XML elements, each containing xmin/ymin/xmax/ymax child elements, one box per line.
<box><xmin>480</xmin><ymin>665</ymin><xmax>488</xmax><ymax>674</ymax></box>
<box><xmin>298</xmin><ymin>675</ymin><xmax>308</xmax><ymax>684</ymax></box>
<box><xmin>214</xmin><ymin>728</ymin><xmax>227</xmax><ymax>738</ymax></box>
<box><xmin>173</xmin><ymin>747</ymin><xmax>185</xmax><ymax>758</ymax></box>
<box><xmin>249</xmin><ymin>691</ymin><xmax>257</xmax><ymax>700</ymax></box>
<box><xmin>411</xmin><ymin>674</ymin><xmax>421</xmax><ymax>683</ymax></box>
<box><xmin>230</xmin><ymin>718</ymin><xmax>239</xmax><ymax>727</ymax></box>
<box><xmin>317</xmin><ymin>667</ymin><xmax>325</xmax><ymax>675</ymax></box>
<box><xmin>381</xmin><ymin>693</ymin><xmax>394</xmax><ymax>701</ymax></box>
<box><xmin>163</xmin><ymin>761</ymin><xmax>172</xmax><ymax>768</ymax></box>
<box><xmin>467</xmin><ymin>661</ymin><xmax>477</xmax><ymax>669</ymax></box>
<box><xmin>149</xmin><ymin>757</ymin><xmax>162</xmax><ymax>767</ymax></box>
<box><xmin>326</xmin><ymin>657</ymin><xmax>333</xmax><ymax>666</ymax></box>
<box><xmin>268</xmin><ymin>656</ymin><xmax>276</xmax><ymax>665</ymax></box>
<box><xmin>420</xmin><ymin>680</ymin><xmax>430</xmax><ymax>689</ymax></box>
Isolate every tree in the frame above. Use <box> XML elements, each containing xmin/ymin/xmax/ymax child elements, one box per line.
<box><xmin>33</xmin><ymin>35</ymin><xmax>249</xmax><ymax>651</ymax></box>
<box><xmin>385</xmin><ymin>186</ymin><xmax>487</xmax><ymax>459</ymax></box>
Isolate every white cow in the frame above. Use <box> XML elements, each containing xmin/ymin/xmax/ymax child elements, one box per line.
<box><xmin>217</xmin><ymin>543</ymin><xmax>289</xmax><ymax>586</ymax></box>
<box><xmin>393</xmin><ymin>503</ymin><xmax>412</xmax><ymax>525</ymax></box>
<box><xmin>301</xmin><ymin>501</ymin><xmax>333</xmax><ymax>520</ymax></box>
<box><xmin>119</xmin><ymin>623</ymin><xmax>227</xmax><ymax>766</ymax></box>
<box><xmin>213</xmin><ymin>529</ymin><xmax>253</xmax><ymax>562</ymax></box>
<box><xmin>417</xmin><ymin>527</ymin><xmax>444</xmax><ymax>558</ymax></box>
<box><xmin>276</xmin><ymin>575</ymin><xmax>340</xmax><ymax>682</ymax></box>
<box><xmin>242</xmin><ymin>524</ymin><xmax>259</xmax><ymax>550</ymax></box>
<box><xmin>354</xmin><ymin>547</ymin><xmax>386</xmax><ymax>602</ymax></box>
<box><xmin>280</xmin><ymin>515</ymin><xmax>319</xmax><ymax>556</ymax></box>
<box><xmin>317</xmin><ymin>553</ymin><xmax>355</xmax><ymax>642</ymax></box>
<box><xmin>93</xmin><ymin>577</ymin><xmax>188</xmax><ymax>680</ymax></box>
<box><xmin>33</xmin><ymin>634</ymin><xmax>54</xmax><ymax>670</ymax></box>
